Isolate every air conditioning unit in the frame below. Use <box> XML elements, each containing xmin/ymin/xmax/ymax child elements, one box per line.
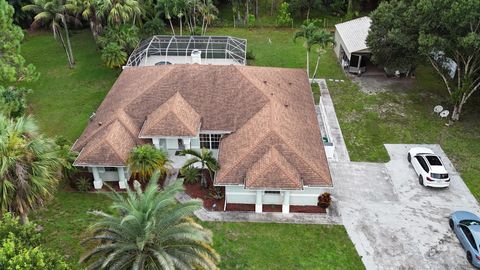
<box><xmin>191</xmin><ymin>49</ymin><xmax>202</xmax><ymax>64</ymax></box>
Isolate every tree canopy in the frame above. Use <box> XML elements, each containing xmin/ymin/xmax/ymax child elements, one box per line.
<box><xmin>0</xmin><ymin>0</ymin><xmax>37</xmax><ymax>84</ymax></box>
<box><xmin>368</xmin><ymin>0</ymin><xmax>480</xmax><ymax>121</ymax></box>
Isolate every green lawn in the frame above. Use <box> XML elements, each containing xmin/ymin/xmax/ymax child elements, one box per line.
<box><xmin>23</xmin><ymin>29</ymin><xmax>363</xmax><ymax>269</ymax></box>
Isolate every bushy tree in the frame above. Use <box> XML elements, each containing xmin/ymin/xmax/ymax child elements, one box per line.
<box><xmin>416</xmin><ymin>0</ymin><xmax>480</xmax><ymax>121</ymax></box>
<box><xmin>80</xmin><ymin>174</ymin><xmax>220</xmax><ymax>269</ymax></box>
<box><xmin>101</xmin><ymin>42</ymin><xmax>127</xmax><ymax>68</ymax></box>
<box><xmin>0</xmin><ymin>213</ymin><xmax>70</xmax><ymax>270</ymax></box>
<box><xmin>0</xmin><ymin>86</ymin><xmax>30</xmax><ymax>118</ymax></box>
<box><xmin>0</xmin><ymin>0</ymin><xmax>37</xmax><ymax>84</ymax></box>
<box><xmin>276</xmin><ymin>2</ymin><xmax>293</xmax><ymax>27</ymax></box>
<box><xmin>367</xmin><ymin>0</ymin><xmax>418</xmax><ymax>74</ymax></box>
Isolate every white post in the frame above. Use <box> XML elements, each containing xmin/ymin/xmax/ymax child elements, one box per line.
<box><xmin>255</xmin><ymin>190</ymin><xmax>263</xmax><ymax>213</ymax></box>
<box><xmin>282</xmin><ymin>191</ymin><xmax>290</xmax><ymax>214</ymax></box>
<box><xmin>357</xmin><ymin>55</ymin><xmax>362</xmax><ymax>74</ymax></box>
<box><xmin>152</xmin><ymin>138</ymin><xmax>160</xmax><ymax>149</ymax></box>
<box><xmin>118</xmin><ymin>167</ymin><xmax>127</xmax><ymax>189</ymax></box>
<box><xmin>92</xmin><ymin>167</ymin><xmax>103</xmax><ymax>189</ymax></box>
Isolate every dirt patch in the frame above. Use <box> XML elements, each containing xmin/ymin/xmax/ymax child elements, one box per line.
<box><xmin>183</xmin><ymin>173</ymin><xmax>225</xmax><ymax>211</ymax></box>
<box><xmin>351</xmin><ymin>74</ymin><xmax>415</xmax><ymax>94</ymax></box>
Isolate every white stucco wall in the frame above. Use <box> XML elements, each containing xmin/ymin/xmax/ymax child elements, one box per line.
<box><xmin>87</xmin><ymin>167</ymin><xmax>131</xmax><ymax>182</ymax></box>
<box><xmin>224</xmin><ymin>185</ymin><xmax>332</xmax><ymax>206</ymax></box>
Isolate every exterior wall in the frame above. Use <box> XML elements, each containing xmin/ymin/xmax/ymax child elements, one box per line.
<box><xmin>224</xmin><ymin>185</ymin><xmax>332</xmax><ymax>206</ymax></box>
<box><xmin>334</xmin><ymin>30</ymin><xmax>343</xmax><ymax>59</ymax></box>
<box><xmin>87</xmin><ymin>167</ymin><xmax>131</xmax><ymax>182</ymax></box>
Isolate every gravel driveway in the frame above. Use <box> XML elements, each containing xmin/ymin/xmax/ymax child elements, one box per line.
<box><xmin>331</xmin><ymin>144</ymin><xmax>480</xmax><ymax>270</ymax></box>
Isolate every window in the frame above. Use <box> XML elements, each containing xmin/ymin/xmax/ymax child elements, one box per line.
<box><xmin>104</xmin><ymin>167</ymin><xmax>117</xmax><ymax>172</ymax></box>
<box><xmin>265</xmin><ymin>191</ymin><xmax>280</xmax><ymax>194</ymax></box>
<box><xmin>425</xmin><ymin>155</ymin><xmax>442</xmax><ymax>166</ymax></box>
<box><xmin>199</xmin><ymin>134</ymin><xmax>210</xmax><ymax>149</ymax></box>
<box><xmin>415</xmin><ymin>156</ymin><xmax>429</xmax><ymax>172</ymax></box>
<box><xmin>460</xmin><ymin>225</ymin><xmax>478</xmax><ymax>251</ymax></box>
<box><xmin>431</xmin><ymin>173</ymin><xmax>449</xmax><ymax>179</ymax></box>
<box><xmin>199</xmin><ymin>133</ymin><xmax>222</xmax><ymax>149</ymax></box>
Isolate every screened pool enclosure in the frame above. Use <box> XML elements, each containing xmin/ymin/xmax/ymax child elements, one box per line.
<box><xmin>125</xmin><ymin>35</ymin><xmax>247</xmax><ymax>67</ymax></box>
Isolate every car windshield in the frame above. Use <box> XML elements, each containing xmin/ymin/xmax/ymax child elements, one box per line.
<box><xmin>460</xmin><ymin>220</ymin><xmax>480</xmax><ymax>226</ymax></box>
<box><xmin>431</xmin><ymin>173</ymin><xmax>449</xmax><ymax>179</ymax></box>
<box><xmin>425</xmin><ymin>155</ymin><xmax>442</xmax><ymax>166</ymax></box>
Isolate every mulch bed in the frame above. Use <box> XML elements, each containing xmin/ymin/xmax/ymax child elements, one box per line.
<box><xmin>182</xmin><ymin>171</ymin><xmax>326</xmax><ymax>214</ymax></box>
<box><xmin>182</xmin><ymin>171</ymin><xmax>225</xmax><ymax>211</ymax></box>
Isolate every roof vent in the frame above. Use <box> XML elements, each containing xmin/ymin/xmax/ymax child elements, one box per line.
<box><xmin>191</xmin><ymin>49</ymin><xmax>202</xmax><ymax>64</ymax></box>
<box><xmin>263</xmin><ymin>80</ymin><xmax>267</xmax><ymax>84</ymax></box>
<box><xmin>98</xmin><ymin>122</ymin><xmax>103</xmax><ymax>126</ymax></box>
<box><xmin>284</xmin><ymin>104</ymin><xmax>289</xmax><ymax>108</ymax></box>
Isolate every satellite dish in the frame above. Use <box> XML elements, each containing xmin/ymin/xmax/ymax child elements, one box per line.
<box><xmin>440</xmin><ymin>110</ymin><xmax>449</xmax><ymax>118</ymax></box>
<box><xmin>434</xmin><ymin>105</ymin><xmax>443</xmax><ymax>114</ymax></box>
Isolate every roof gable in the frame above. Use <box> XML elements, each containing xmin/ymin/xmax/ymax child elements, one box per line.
<box><xmin>140</xmin><ymin>92</ymin><xmax>201</xmax><ymax>137</ymax></box>
<box><xmin>245</xmin><ymin>147</ymin><xmax>302</xmax><ymax>189</ymax></box>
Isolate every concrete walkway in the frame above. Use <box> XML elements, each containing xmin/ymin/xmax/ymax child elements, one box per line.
<box><xmin>314</xmin><ymin>79</ymin><xmax>350</xmax><ymax>162</ymax></box>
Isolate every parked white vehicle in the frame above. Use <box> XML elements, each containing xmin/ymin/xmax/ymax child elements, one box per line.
<box><xmin>407</xmin><ymin>147</ymin><xmax>450</xmax><ymax>188</ymax></box>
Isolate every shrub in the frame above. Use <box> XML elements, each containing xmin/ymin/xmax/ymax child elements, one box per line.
<box><xmin>180</xmin><ymin>166</ymin><xmax>200</xmax><ymax>184</ymax></box>
<box><xmin>317</xmin><ymin>192</ymin><xmax>332</xmax><ymax>208</ymax></box>
<box><xmin>101</xmin><ymin>43</ymin><xmax>128</xmax><ymax>68</ymax></box>
<box><xmin>141</xmin><ymin>18</ymin><xmax>165</xmax><ymax>38</ymax></box>
<box><xmin>247</xmin><ymin>14</ymin><xmax>255</xmax><ymax>28</ymax></box>
<box><xmin>75</xmin><ymin>177</ymin><xmax>93</xmax><ymax>192</ymax></box>
<box><xmin>208</xmin><ymin>187</ymin><xmax>224</xmax><ymax>200</ymax></box>
<box><xmin>0</xmin><ymin>235</ymin><xmax>70</xmax><ymax>270</ymax></box>
<box><xmin>0</xmin><ymin>86</ymin><xmax>31</xmax><ymax>118</ymax></box>
<box><xmin>0</xmin><ymin>213</ymin><xmax>41</xmax><ymax>247</ymax></box>
<box><xmin>276</xmin><ymin>2</ymin><xmax>293</xmax><ymax>27</ymax></box>
<box><xmin>246</xmin><ymin>49</ymin><xmax>255</xmax><ymax>60</ymax></box>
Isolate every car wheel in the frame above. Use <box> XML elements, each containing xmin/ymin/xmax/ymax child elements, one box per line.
<box><xmin>467</xmin><ymin>252</ymin><xmax>473</xmax><ymax>265</ymax></box>
<box><xmin>419</xmin><ymin>175</ymin><xmax>424</xmax><ymax>186</ymax></box>
<box><xmin>449</xmin><ymin>219</ymin><xmax>454</xmax><ymax>230</ymax></box>
<box><xmin>407</xmin><ymin>153</ymin><xmax>411</xmax><ymax>163</ymax></box>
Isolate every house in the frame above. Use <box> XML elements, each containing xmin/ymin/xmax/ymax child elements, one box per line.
<box><xmin>72</xmin><ymin>64</ymin><xmax>332</xmax><ymax>213</ymax></box>
<box><xmin>334</xmin><ymin>16</ymin><xmax>372</xmax><ymax>74</ymax></box>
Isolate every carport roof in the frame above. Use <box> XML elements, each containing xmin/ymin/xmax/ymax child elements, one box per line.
<box><xmin>335</xmin><ymin>16</ymin><xmax>371</xmax><ymax>57</ymax></box>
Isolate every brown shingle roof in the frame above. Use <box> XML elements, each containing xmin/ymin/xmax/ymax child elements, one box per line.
<box><xmin>139</xmin><ymin>92</ymin><xmax>201</xmax><ymax>137</ymax></box>
<box><xmin>245</xmin><ymin>147</ymin><xmax>302</xmax><ymax>189</ymax></box>
<box><xmin>72</xmin><ymin>65</ymin><xmax>332</xmax><ymax>187</ymax></box>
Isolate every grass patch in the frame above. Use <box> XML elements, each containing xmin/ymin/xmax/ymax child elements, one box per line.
<box><xmin>205</xmin><ymin>222</ymin><xmax>363</xmax><ymax>270</ymax></box>
<box><xmin>21</xmin><ymin>31</ymin><xmax>119</xmax><ymax>141</ymax></box>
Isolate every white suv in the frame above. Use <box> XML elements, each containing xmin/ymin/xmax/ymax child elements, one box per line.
<box><xmin>407</xmin><ymin>147</ymin><xmax>450</xmax><ymax>188</ymax></box>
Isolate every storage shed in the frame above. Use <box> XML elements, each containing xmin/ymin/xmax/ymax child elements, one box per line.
<box><xmin>334</xmin><ymin>17</ymin><xmax>372</xmax><ymax>74</ymax></box>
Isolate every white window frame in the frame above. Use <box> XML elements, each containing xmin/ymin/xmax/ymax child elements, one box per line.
<box><xmin>199</xmin><ymin>133</ymin><xmax>222</xmax><ymax>149</ymax></box>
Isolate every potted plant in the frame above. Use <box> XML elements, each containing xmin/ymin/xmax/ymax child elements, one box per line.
<box><xmin>317</xmin><ymin>192</ymin><xmax>332</xmax><ymax>209</ymax></box>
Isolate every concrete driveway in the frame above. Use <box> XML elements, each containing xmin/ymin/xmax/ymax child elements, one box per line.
<box><xmin>331</xmin><ymin>144</ymin><xmax>480</xmax><ymax>270</ymax></box>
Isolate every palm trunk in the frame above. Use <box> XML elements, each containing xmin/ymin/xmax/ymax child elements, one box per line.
<box><xmin>20</xmin><ymin>212</ymin><xmax>29</xmax><ymax>224</ymax></box>
<box><xmin>244</xmin><ymin>0</ymin><xmax>248</xmax><ymax>26</ymax></box>
<box><xmin>312</xmin><ymin>55</ymin><xmax>320</xmax><ymax>79</ymax></box>
<box><xmin>306</xmin><ymin>6</ymin><xmax>310</xmax><ymax>20</ymax></box>
<box><xmin>56</xmin><ymin>27</ymin><xmax>74</xmax><ymax>69</ymax></box>
<box><xmin>168</xmin><ymin>18</ymin><xmax>176</xmax><ymax>35</ymax></box>
<box><xmin>255</xmin><ymin>0</ymin><xmax>258</xmax><ymax>18</ymax></box>
<box><xmin>451</xmin><ymin>102</ymin><xmax>463</xmax><ymax>122</ymax></box>
<box><xmin>270</xmin><ymin>0</ymin><xmax>274</xmax><ymax>16</ymax></box>
<box><xmin>180</xmin><ymin>16</ymin><xmax>183</xmax><ymax>35</ymax></box>
<box><xmin>306</xmin><ymin>50</ymin><xmax>310</xmax><ymax>78</ymax></box>
<box><xmin>62</xmin><ymin>17</ymin><xmax>75</xmax><ymax>67</ymax></box>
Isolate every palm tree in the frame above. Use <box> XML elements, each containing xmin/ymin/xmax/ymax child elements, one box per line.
<box><xmin>293</xmin><ymin>22</ymin><xmax>320</xmax><ymax>78</ymax></box>
<box><xmin>80</xmin><ymin>174</ymin><xmax>220</xmax><ymax>269</ymax></box>
<box><xmin>179</xmin><ymin>148</ymin><xmax>219</xmax><ymax>188</ymax></box>
<box><xmin>200</xmin><ymin>0</ymin><xmax>218</xmax><ymax>35</ymax></box>
<box><xmin>96</xmin><ymin>0</ymin><xmax>142</xmax><ymax>25</ymax></box>
<box><xmin>23</xmin><ymin>0</ymin><xmax>78</xmax><ymax>68</ymax></box>
<box><xmin>310</xmin><ymin>29</ymin><xmax>335</xmax><ymax>80</ymax></box>
<box><xmin>66</xmin><ymin>0</ymin><xmax>103</xmax><ymax>41</ymax></box>
<box><xmin>0</xmin><ymin>115</ymin><xmax>63</xmax><ymax>224</ymax></box>
<box><xmin>127</xmin><ymin>144</ymin><xmax>171</xmax><ymax>182</ymax></box>
<box><xmin>156</xmin><ymin>0</ymin><xmax>175</xmax><ymax>35</ymax></box>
